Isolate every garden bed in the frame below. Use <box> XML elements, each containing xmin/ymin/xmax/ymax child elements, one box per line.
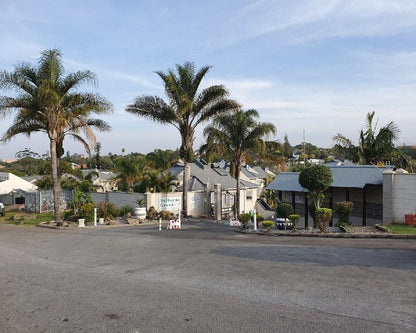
<box><xmin>238</xmin><ymin>225</ymin><xmax>416</xmax><ymax>239</ymax></box>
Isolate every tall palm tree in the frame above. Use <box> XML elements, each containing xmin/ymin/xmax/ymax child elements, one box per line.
<box><xmin>358</xmin><ymin>111</ymin><xmax>399</xmax><ymax>165</ymax></box>
<box><xmin>203</xmin><ymin>109</ymin><xmax>276</xmax><ymax>217</ymax></box>
<box><xmin>126</xmin><ymin>62</ymin><xmax>239</xmax><ymax>216</ymax></box>
<box><xmin>0</xmin><ymin>49</ymin><xmax>112</xmax><ymax>224</ymax></box>
<box><xmin>333</xmin><ymin>112</ymin><xmax>400</xmax><ymax>165</ymax></box>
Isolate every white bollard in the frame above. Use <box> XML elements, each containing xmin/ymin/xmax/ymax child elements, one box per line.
<box><xmin>159</xmin><ymin>218</ymin><xmax>162</xmax><ymax>231</ymax></box>
<box><xmin>94</xmin><ymin>208</ymin><xmax>97</xmax><ymax>227</ymax></box>
<box><xmin>253</xmin><ymin>209</ymin><xmax>257</xmax><ymax>231</ymax></box>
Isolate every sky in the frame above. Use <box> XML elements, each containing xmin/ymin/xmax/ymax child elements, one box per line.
<box><xmin>1</xmin><ymin>0</ymin><xmax>416</xmax><ymax>159</ymax></box>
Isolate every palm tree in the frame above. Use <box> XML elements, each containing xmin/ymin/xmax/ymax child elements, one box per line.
<box><xmin>0</xmin><ymin>49</ymin><xmax>112</xmax><ymax>224</ymax></box>
<box><xmin>114</xmin><ymin>155</ymin><xmax>146</xmax><ymax>192</ymax></box>
<box><xmin>126</xmin><ymin>62</ymin><xmax>239</xmax><ymax>216</ymax></box>
<box><xmin>203</xmin><ymin>109</ymin><xmax>276</xmax><ymax>217</ymax></box>
<box><xmin>333</xmin><ymin>112</ymin><xmax>400</xmax><ymax>165</ymax></box>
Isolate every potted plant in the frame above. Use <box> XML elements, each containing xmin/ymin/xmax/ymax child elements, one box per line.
<box><xmin>135</xmin><ymin>198</ymin><xmax>147</xmax><ymax>221</ymax></box>
<box><xmin>275</xmin><ymin>203</ymin><xmax>294</xmax><ymax>230</ymax></box>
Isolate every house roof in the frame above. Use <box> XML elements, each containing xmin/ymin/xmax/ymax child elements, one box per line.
<box><xmin>266</xmin><ymin>165</ymin><xmax>389</xmax><ymax>192</ymax></box>
<box><xmin>171</xmin><ymin>162</ymin><xmax>260</xmax><ymax>191</ymax></box>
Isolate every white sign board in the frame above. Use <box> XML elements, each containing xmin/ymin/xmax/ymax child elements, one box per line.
<box><xmin>159</xmin><ymin>197</ymin><xmax>181</xmax><ymax>211</ymax></box>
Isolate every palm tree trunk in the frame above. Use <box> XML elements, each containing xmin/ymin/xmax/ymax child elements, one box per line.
<box><xmin>50</xmin><ymin>138</ymin><xmax>62</xmax><ymax>225</ymax></box>
<box><xmin>182</xmin><ymin>161</ymin><xmax>189</xmax><ymax>217</ymax></box>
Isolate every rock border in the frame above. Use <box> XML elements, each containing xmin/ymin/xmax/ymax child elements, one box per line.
<box><xmin>236</xmin><ymin>229</ymin><xmax>416</xmax><ymax>239</ymax></box>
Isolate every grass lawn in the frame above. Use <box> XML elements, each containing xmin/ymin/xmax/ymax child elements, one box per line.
<box><xmin>0</xmin><ymin>210</ymin><xmax>57</xmax><ymax>226</ymax></box>
<box><xmin>386</xmin><ymin>223</ymin><xmax>416</xmax><ymax>234</ymax></box>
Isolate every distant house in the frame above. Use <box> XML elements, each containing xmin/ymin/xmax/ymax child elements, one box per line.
<box><xmin>267</xmin><ymin>165</ymin><xmax>389</xmax><ymax>227</ymax></box>
<box><xmin>0</xmin><ymin>172</ymin><xmax>38</xmax><ymax>205</ymax></box>
<box><xmin>80</xmin><ymin>169</ymin><xmax>118</xmax><ymax>192</ymax></box>
<box><xmin>0</xmin><ymin>172</ymin><xmax>38</xmax><ymax>195</ymax></box>
<box><xmin>168</xmin><ymin>159</ymin><xmax>260</xmax><ymax>216</ymax></box>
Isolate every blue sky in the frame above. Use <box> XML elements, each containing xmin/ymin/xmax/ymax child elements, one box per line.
<box><xmin>1</xmin><ymin>0</ymin><xmax>416</xmax><ymax>158</ymax></box>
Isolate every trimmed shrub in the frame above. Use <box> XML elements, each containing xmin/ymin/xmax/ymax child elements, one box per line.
<box><xmin>252</xmin><ymin>213</ymin><xmax>264</xmax><ymax>222</ymax></box>
<box><xmin>262</xmin><ymin>220</ymin><xmax>274</xmax><ymax>231</ymax></box>
<box><xmin>335</xmin><ymin>201</ymin><xmax>353</xmax><ymax>225</ymax></box>
<box><xmin>98</xmin><ymin>201</ymin><xmax>118</xmax><ymax>221</ymax></box>
<box><xmin>299</xmin><ymin>165</ymin><xmax>333</xmax><ymax>209</ymax></box>
<box><xmin>238</xmin><ymin>213</ymin><xmax>251</xmax><ymax>229</ymax></box>
<box><xmin>276</xmin><ymin>203</ymin><xmax>293</xmax><ymax>218</ymax></box>
<box><xmin>288</xmin><ymin>214</ymin><xmax>301</xmax><ymax>230</ymax></box>
<box><xmin>315</xmin><ymin>208</ymin><xmax>332</xmax><ymax>233</ymax></box>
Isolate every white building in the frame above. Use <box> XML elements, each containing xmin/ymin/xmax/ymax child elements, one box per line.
<box><xmin>0</xmin><ymin>172</ymin><xmax>38</xmax><ymax>195</ymax></box>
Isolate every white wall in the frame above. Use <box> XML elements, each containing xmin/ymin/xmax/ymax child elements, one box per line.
<box><xmin>383</xmin><ymin>171</ymin><xmax>416</xmax><ymax>223</ymax></box>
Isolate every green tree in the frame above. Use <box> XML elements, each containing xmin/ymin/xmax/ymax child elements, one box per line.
<box><xmin>0</xmin><ymin>49</ymin><xmax>112</xmax><ymax>224</ymax></box>
<box><xmin>299</xmin><ymin>165</ymin><xmax>333</xmax><ymax>210</ymax></box>
<box><xmin>146</xmin><ymin>149</ymin><xmax>171</xmax><ymax>171</ymax></box>
<box><xmin>203</xmin><ymin>109</ymin><xmax>276</xmax><ymax>217</ymax></box>
<box><xmin>283</xmin><ymin>134</ymin><xmax>292</xmax><ymax>158</ymax></box>
<box><xmin>126</xmin><ymin>62</ymin><xmax>239</xmax><ymax>215</ymax></box>
<box><xmin>114</xmin><ymin>155</ymin><xmax>147</xmax><ymax>192</ymax></box>
<box><xmin>334</xmin><ymin>112</ymin><xmax>400</xmax><ymax>165</ymax></box>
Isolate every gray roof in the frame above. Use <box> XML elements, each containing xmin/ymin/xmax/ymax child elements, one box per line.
<box><xmin>267</xmin><ymin>165</ymin><xmax>389</xmax><ymax>192</ymax></box>
<box><xmin>266</xmin><ymin>172</ymin><xmax>307</xmax><ymax>192</ymax></box>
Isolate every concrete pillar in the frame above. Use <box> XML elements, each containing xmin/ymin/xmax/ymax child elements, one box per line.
<box><xmin>204</xmin><ymin>182</ymin><xmax>211</xmax><ymax>216</ymax></box>
<box><xmin>214</xmin><ymin>183</ymin><xmax>222</xmax><ymax>221</ymax></box>
<box><xmin>382</xmin><ymin>169</ymin><xmax>394</xmax><ymax>224</ymax></box>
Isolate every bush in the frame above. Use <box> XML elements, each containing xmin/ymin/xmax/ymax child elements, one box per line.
<box><xmin>253</xmin><ymin>213</ymin><xmax>264</xmax><ymax>223</ymax></box>
<box><xmin>238</xmin><ymin>213</ymin><xmax>251</xmax><ymax>229</ymax></box>
<box><xmin>80</xmin><ymin>202</ymin><xmax>95</xmax><ymax>223</ymax></box>
<box><xmin>147</xmin><ymin>206</ymin><xmax>159</xmax><ymax>220</ymax></box>
<box><xmin>262</xmin><ymin>220</ymin><xmax>274</xmax><ymax>231</ymax></box>
<box><xmin>335</xmin><ymin>201</ymin><xmax>353</xmax><ymax>225</ymax></box>
<box><xmin>159</xmin><ymin>210</ymin><xmax>173</xmax><ymax>220</ymax></box>
<box><xmin>118</xmin><ymin>205</ymin><xmax>132</xmax><ymax>217</ymax></box>
<box><xmin>98</xmin><ymin>202</ymin><xmax>118</xmax><ymax>221</ymax></box>
<box><xmin>276</xmin><ymin>203</ymin><xmax>293</xmax><ymax>218</ymax></box>
<box><xmin>288</xmin><ymin>214</ymin><xmax>301</xmax><ymax>230</ymax></box>
<box><xmin>315</xmin><ymin>208</ymin><xmax>332</xmax><ymax>233</ymax></box>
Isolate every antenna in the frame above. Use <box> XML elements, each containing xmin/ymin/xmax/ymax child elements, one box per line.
<box><xmin>303</xmin><ymin>128</ymin><xmax>306</xmax><ymax>165</ymax></box>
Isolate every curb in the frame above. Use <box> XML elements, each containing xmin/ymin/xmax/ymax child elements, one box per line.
<box><xmin>235</xmin><ymin>230</ymin><xmax>416</xmax><ymax>239</ymax></box>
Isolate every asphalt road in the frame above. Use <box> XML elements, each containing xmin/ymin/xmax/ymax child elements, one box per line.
<box><xmin>0</xmin><ymin>221</ymin><xmax>415</xmax><ymax>333</ymax></box>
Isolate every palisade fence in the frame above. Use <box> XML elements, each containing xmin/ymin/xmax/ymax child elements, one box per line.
<box><xmin>25</xmin><ymin>190</ymin><xmax>74</xmax><ymax>213</ymax></box>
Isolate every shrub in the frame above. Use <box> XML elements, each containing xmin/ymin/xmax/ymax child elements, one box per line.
<box><xmin>98</xmin><ymin>202</ymin><xmax>118</xmax><ymax>221</ymax></box>
<box><xmin>147</xmin><ymin>206</ymin><xmax>159</xmax><ymax>220</ymax></box>
<box><xmin>335</xmin><ymin>201</ymin><xmax>353</xmax><ymax>225</ymax></box>
<box><xmin>315</xmin><ymin>208</ymin><xmax>332</xmax><ymax>233</ymax></box>
<box><xmin>262</xmin><ymin>220</ymin><xmax>274</xmax><ymax>231</ymax></box>
<box><xmin>80</xmin><ymin>202</ymin><xmax>95</xmax><ymax>223</ymax></box>
<box><xmin>238</xmin><ymin>213</ymin><xmax>251</xmax><ymax>229</ymax></box>
<box><xmin>288</xmin><ymin>214</ymin><xmax>301</xmax><ymax>230</ymax></box>
<box><xmin>118</xmin><ymin>205</ymin><xmax>132</xmax><ymax>217</ymax></box>
<box><xmin>159</xmin><ymin>210</ymin><xmax>173</xmax><ymax>220</ymax></box>
<box><xmin>252</xmin><ymin>213</ymin><xmax>264</xmax><ymax>222</ymax></box>
<box><xmin>276</xmin><ymin>203</ymin><xmax>293</xmax><ymax>218</ymax></box>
